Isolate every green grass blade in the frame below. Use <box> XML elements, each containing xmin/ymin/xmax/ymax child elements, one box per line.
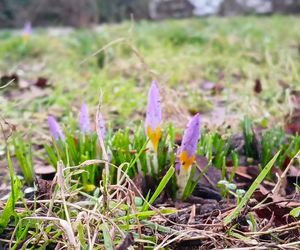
<box><xmin>4</xmin><ymin>150</ymin><xmax>23</xmax><ymax>238</ymax></box>
<box><xmin>116</xmin><ymin>208</ymin><xmax>176</xmax><ymax>221</ymax></box>
<box><xmin>223</xmin><ymin>151</ymin><xmax>281</xmax><ymax>226</ymax></box>
<box><xmin>142</xmin><ymin>220</ymin><xmax>178</xmax><ymax>234</ymax></box>
<box><xmin>142</xmin><ymin>166</ymin><xmax>174</xmax><ymax>211</ymax></box>
<box><xmin>7</xmin><ymin>150</ymin><xmax>15</xmax><ymax>205</ymax></box>
<box><xmin>101</xmin><ymin>223</ymin><xmax>114</xmax><ymax>250</ymax></box>
<box><xmin>128</xmin><ymin>138</ymin><xmax>149</xmax><ymax>172</ymax></box>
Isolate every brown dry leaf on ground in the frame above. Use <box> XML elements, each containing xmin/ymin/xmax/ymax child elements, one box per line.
<box><xmin>286</xmin><ymin>90</ymin><xmax>300</xmax><ymax>134</ymax></box>
<box><xmin>35</xmin><ymin>178</ymin><xmax>55</xmax><ymax>200</ymax></box>
<box><xmin>253</xmin><ymin>191</ymin><xmax>300</xmax><ymax>227</ymax></box>
<box><xmin>253</xmin><ymin>78</ymin><xmax>262</xmax><ymax>94</ymax></box>
<box><xmin>34</xmin><ymin>77</ymin><xmax>49</xmax><ymax>88</ymax></box>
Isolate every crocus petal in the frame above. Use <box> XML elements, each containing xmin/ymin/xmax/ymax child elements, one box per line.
<box><xmin>179</xmin><ymin>150</ymin><xmax>196</xmax><ymax>172</ymax></box>
<box><xmin>175</xmin><ymin>158</ymin><xmax>181</xmax><ymax>171</ymax></box>
<box><xmin>145</xmin><ymin>81</ymin><xmax>162</xmax><ymax>151</ymax></box>
<box><xmin>80</xmin><ymin>103</ymin><xmax>90</xmax><ymax>135</ymax></box>
<box><xmin>147</xmin><ymin>126</ymin><xmax>162</xmax><ymax>152</ymax></box>
<box><xmin>180</xmin><ymin>113</ymin><xmax>200</xmax><ymax>157</ymax></box>
<box><xmin>177</xmin><ymin>113</ymin><xmax>200</xmax><ymax>171</ymax></box>
<box><xmin>98</xmin><ymin>113</ymin><xmax>106</xmax><ymax>139</ymax></box>
<box><xmin>48</xmin><ymin>116</ymin><xmax>65</xmax><ymax>141</ymax></box>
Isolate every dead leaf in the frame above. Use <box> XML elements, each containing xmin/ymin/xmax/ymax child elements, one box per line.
<box><xmin>196</xmin><ymin>156</ymin><xmax>221</xmax><ymax>188</ymax></box>
<box><xmin>278</xmin><ymin>80</ymin><xmax>290</xmax><ymax>90</ymax></box>
<box><xmin>200</xmin><ymin>81</ymin><xmax>224</xmax><ymax>95</ymax></box>
<box><xmin>35</xmin><ymin>77</ymin><xmax>49</xmax><ymax>88</ymax></box>
<box><xmin>9</xmin><ymin>85</ymin><xmax>50</xmax><ymax>101</ymax></box>
<box><xmin>234</xmin><ymin>166</ymin><xmax>260</xmax><ymax>180</ymax></box>
<box><xmin>192</xmin><ymin>184</ymin><xmax>222</xmax><ymax>201</ymax></box>
<box><xmin>255</xmin><ymin>202</ymin><xmax>297</xmax><ymax>227</ymax></box>
<box><xmin>131</xmin><ymin>172</ymin><xmax>147</xmax><ymax>197</ymax></box>
<box><xmin>286</xmin><ymin>165</ymin><xmax>300</xmax><ymax>194</ymax></box>
<box><xmin>285</xmin><ymin>111</ymin><xmax>300</xmax><ymax>134</ymax></box>
<box><xmin>116</xmin><ymin>232</ymin><xmax>134</xmax><ymax>250</ymax></box>
<box><xmin>36</xmin><ymin>178</ymin><xmax>54</xmax><ymax>199</ymax></box>
<box><xmin>212</xmin><ymin>83</ymin><xmax>224</xmax><ymax>95</ymax></box>
<box><xmin>285</xmin><ymin>90</ymin><xmax>300</xmax><ymax>134</ymax></box>
<box><xmin>254</xmin><ymin>79</ymin><xmax>262</xmax><ymax>93</ymax></box>
<box><xmin>192</xmin><ymin>156</ymin><xmax>222</xmax><ymax>201</ymax></box>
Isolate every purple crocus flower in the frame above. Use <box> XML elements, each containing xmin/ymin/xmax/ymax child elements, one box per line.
<box><xmin>145</xmin><ymin>81</ymin><xmax>162</xmax><ymax>152</ymax></box>
<box><xmin>48</xmin><ymin>116</ymin><xmax>65</xmax><ymax>141</ymax></box>
<box><xmin>98</xmin><ymin>112</ymin><xmax>106</xmax><ymax>139</ymax></box>
<box><xmin>22</xmin><ymin>21</ymin><xmax>32</xmax><ymax>38</ymax></box>
<box><xmin>176</xmin><ymin>113</ymin><xmax>201</xmax><ymax>173</ymax></box>
<box><xmin>79</xmin><ymin>103</ymin><xmax>90</xmax><ymax>135</ymax></box>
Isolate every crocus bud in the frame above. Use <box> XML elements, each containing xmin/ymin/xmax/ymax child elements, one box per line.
<box><xmin>176</xmin><ymin>114</ymin><xmax>201</xmax><ymax>198</ymax></box>
<box><xmin>80</xmin><ymin>103</ymin><xmax>90</xmax><ymax>135</ymax></box>
<box><xmin>48</xmin><ymin>116</ymin><xmax>65</xmax><ymax>141</ymax></box>
<box><xmin>145</xmin><ymin>81</ymin><xmax>162</xmax><ymax>152</ymax></box>
<box><xmin>176</xmin><ymin>113</ymin><xmax>200</xmax><ymax>173</ymax></box>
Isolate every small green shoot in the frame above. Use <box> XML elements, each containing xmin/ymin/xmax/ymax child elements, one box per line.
<box><xmin>0</xmin><ymin>151</ymin><xmax>22</xmax><ymax>233</ymax></box>
<box><xmin>13</xmin><ymin>135</ymin><xmax>35</xmax><ymax>185</ymax></box>
<box><xmin>101</xmin><ymin>223</ymin><xmax>114</xmax><ymax>250</ymax></box>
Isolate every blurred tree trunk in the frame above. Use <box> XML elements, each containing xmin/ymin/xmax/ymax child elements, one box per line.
<box><xmin>98</xmin><ymin>0</ymin><xmax>150</xmax><ymax>22</ymax></box>
<box><xmin>64</xmin><ymin>0</ymin><xmax>99</xmax><ymax>27</ymax></box>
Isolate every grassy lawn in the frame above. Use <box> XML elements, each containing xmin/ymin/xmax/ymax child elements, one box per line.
<box><xmin>1</xmin><ymin>16</ymin><xmax>300</xmax><ymax>130</ymax></box>
<box><xmin>1</xmin><ymin>16</ymin><xmax>300</xmax><ymax>249</ymax></box>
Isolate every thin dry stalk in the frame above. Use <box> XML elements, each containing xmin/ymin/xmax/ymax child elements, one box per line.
<box><xmin>272</xmin><ymin>149</ymin><xmax>300</xmax><ymax>197</ymax></box>
<box><xmin>79</xmin><ymin>37</ymin><xmax>126</xmax><ymax>65</ymax></box>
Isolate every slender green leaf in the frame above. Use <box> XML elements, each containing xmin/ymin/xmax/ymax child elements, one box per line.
<box><xmin>101</xmin><ymin>223</ymin><xmax>114</xmax><ymax>250</ymax></box>
<box><xmin>142</xmin><ymin>166</ymin><xmax>174</xmax><ymax>211</ymax></box>
<box><xmin>224</xmin><ymin>151</ymin><xmax>280</xmax><ymax>225</ymax></box>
